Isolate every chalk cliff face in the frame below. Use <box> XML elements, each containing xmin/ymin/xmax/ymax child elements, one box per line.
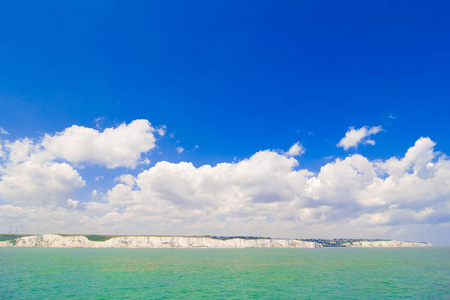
<box><xmin>0</xmin><ymin>235</ymin><xmax>433</xmax><ymax>248</ymax></box>
<box><xmin>342</xmin><ymin>240</ymin><xmax>432</xmax><ymax>247</ymax></box>
<box><xmin>0</xmin><ymin>234</ymin><xmax>321</xmax><ymax>248</ymax></box>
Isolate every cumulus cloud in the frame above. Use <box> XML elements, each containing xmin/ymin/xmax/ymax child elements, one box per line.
<box><xmin>41</xmin><ymin>119</ymin><xmax>158</xmax><ymax>168</ymax></box>
<box><xmin>115</xmin><ymin>174</ymin><xmax>135</xmax><ymax>187</ymax></box>
<box><xmin>0</xmin><ymin>119</ymin><xmax>163</xmax><ymax>210</ymax></box>
<box><xmin>0</xmin><ymin>127</ymin><xmax>9</xmax><ymax>135</ymax></box>
<box><xmin>175</xmin><ymin>147</ymin><xmax>184</xmax><ymax>154</ymax></box>
<box><xmin>0</xmin><ymin>161</ymin><xmax>85</xmax><ymax>206</ymax></box>
<box><xmin>337</xmin><ymin>126</ymin><xmax>383</xmax><ymax>150</ymax></box>
<box><xmin>127</xmin><ymin>150</ymin><xmax>310</xmax><ymax>206</ymax></box>
<box><xmin>4</xmin><ymin>138</ymin><xmax>36</xmax><ymax>164</ymax></box>
<box><xmin>286</xmin><ymin>142</ymin><xmax>305</xmax><ymax>157</ymax></box>
<box><xmin>0</xmin><ymin>131</ymin><xmax>448</xmax><ymax>245</ymax></box>
<box><xmin>306</xmin><ymin>154</ymin><xmax>378</xmax><ymax>205</ymax></box>
<box><xmin>97</xmin><ymin>137</ymin><xmax>449</xmax><ymax>241</ymax></box>
<box><xmin>156</xmin><ymin>125</ymin><xmax>167</xmax><ymax>136</ymax></box>
<box><xmin>381</xmin><ymin>137</ymin><xmax>436</xmax><ymax>178</ymax></box>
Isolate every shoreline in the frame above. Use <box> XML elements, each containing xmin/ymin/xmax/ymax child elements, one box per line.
<box><xmin>0</xmin><ymin>234</ymin><xmax>432</xmax><ymax>248</ymax></box>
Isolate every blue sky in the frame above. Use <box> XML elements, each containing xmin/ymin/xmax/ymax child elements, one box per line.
<box><xmin>0</xmin><ymin>1</ymin><xmax>449</xmax><ymax>245</ymax></box>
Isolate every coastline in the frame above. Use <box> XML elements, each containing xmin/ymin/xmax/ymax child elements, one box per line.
<box><xmin>0</xmin><ymin>234</ymin><xmax>432</xmax><ymax>248</ymax></box>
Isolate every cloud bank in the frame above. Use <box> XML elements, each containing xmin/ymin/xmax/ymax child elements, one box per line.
<box><xmin>0</xmin><ymin>121</ymin><xmax>448</xmax><ymax>244</ymax></box>
<box><xmin>0</xmin><ymin>120</ymin><xmax>160</xmax><ymax>206</ymax></box>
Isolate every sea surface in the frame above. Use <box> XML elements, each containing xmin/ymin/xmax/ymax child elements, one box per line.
<box><xmin>0</xmin><ymin>247</ymin><xmax>448</xmax><ymax>299</ymax></box>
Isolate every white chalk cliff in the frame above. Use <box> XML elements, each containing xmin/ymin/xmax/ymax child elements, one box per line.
<box><xmin>0</xmin><ymin>235</ymin><xmax>432</xmax><ymax>248</ymax></box>
<box><xmin>0</xmin><ymin>234</ymin><xmax>321</xmax><ymax>248</ymax></box>
<box><xmin>342</xmin><ymin>240</ymin><xmax>431</xmax><ymax>247</ymax></box>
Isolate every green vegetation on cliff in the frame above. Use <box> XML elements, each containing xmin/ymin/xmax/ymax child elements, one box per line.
<box><xmin>302</xmin><ymin>238</ymin><xmax>390</xmax><ymax>247</ymax></box>
<box><xmin>0</xmin><ymin>234</ymin><xmax>30</xmax><ymax>242</ymax></box>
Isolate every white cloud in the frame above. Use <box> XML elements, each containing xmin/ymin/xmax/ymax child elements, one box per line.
<box><xmin>5</xmin><ymin>138</ymin><xmax>36</xmax><ymax>164</ymax></box>
<box><xmin>176</xmin><ymin>147</ymin><xmax>184</xmax><ymax>154</ymax></box>
<box><xmin>156</xmin><ymin>125</ymin><xmax>167</xmax><ymax>136</ymax></box>
<box><xmin>380</xmin><ymin>137</ymin><xmax>436</xmax><ymax>178</ymax></box>
<box><xmin>115</xmin><ymin>174</ymin><xmax>135</xmax><ymax>187</ymax></box>
<box><xmin>0</xmin><ymin>133</ymin><xmax>448</xmax><ymax>245</ymax></box>
<box><xmin>140</xmin><ymin>158</ymin><xmax>151</xmax><ymax>165</ymax></box>
<box><xmin>0</xmin><ymin>120</ymin><xmax>160</xmax><ymax>168</ymax></box>
<box><xmin>306</xmin><ymin>154</ymin><xmax>378</xmax><ymax>205</ymax></box>
<box><xmin>0</xmin><ymin>161</ymin><xmax>85</xmax><ymax>206</ymax></box>
<box><xmin>286</xmin><ymin>142</ymin><xmax>305</xmax><ymax>157</ymax></box>
<box><xmin>0</xmin><ymin>127</ymin><xmax>9</xmax><ymax>135</ymax></box>
<box><xmin>98</xmin><ymin>138</ymin><xmax>449</xmax><ymax>242</ymax></box>
<box><xmin>337</xmin><ymin>126</ymin><xmax>383</xmax><ymax>150</ymax></box>
<box><xmin>94</xmin><ymin>117</ymin><xmax>105</xmax><ymax>129</ymax></box>
<box><xmin>100</xmin><ymin>149</ymin><xmax>314</xmax><ymax>235</ymax></box>
<box><xmin>0</xmin><ymin>119</ymin><xmax>164</xmax><ymax>210</ymax></box>
<box><xmin>41</xmin><ymin>119</ymin><xmax>158</xmax><ymax>168</ymax></box>
<box><xmin>388</xmin><ymin>112</ymin><xmax>396</xmax><ymax>119</ymax></box>
<box><xmin>132</xmin><ymin>150</ymin><xmax>309</xmax><ymax>206</ymax></box>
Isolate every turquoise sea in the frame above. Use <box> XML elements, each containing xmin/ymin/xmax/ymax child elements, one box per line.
<box><xmin>1</xmin><ymin>247</ymin><xmax>449</xmax><ymax>299</ymax></box>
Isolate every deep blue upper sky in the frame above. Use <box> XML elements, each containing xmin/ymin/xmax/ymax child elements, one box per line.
<box><xmin>1</xmin><ymin>0</ymin><xmax>449</xmax><ymax>169</ymax></box>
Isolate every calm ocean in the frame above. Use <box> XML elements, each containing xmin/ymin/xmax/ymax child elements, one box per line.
<box><xmin>1</xmin><ymin>247</ymin><xmax>448</xmax><ymax>299</ymax></box>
